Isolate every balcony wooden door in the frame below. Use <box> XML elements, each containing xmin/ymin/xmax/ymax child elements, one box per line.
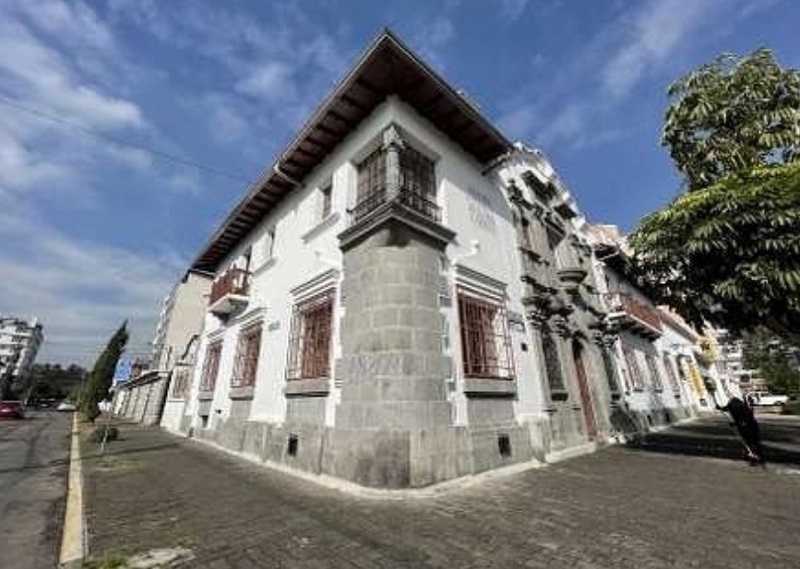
<box><xmin>572</xmin><ymin>341</ymin><xmax>598</xmax><ymax>440</ymax></box>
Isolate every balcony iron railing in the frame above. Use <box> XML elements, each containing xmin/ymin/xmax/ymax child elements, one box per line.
<box><xmin>604</xmin><ymin>292</ymin><xmax>662</xmax><ymax>337</ymax></box>
<box><xmin>351</xmin><ymin>189</ymin><xmax>387</xmax><ymax>224</ymax></box>
<box><xmin>350</xmin><ymin>185</ymin><xmax>442</xmax><ymax>225</ymax></box>
<box><xmin>209</xmin><ymin>268</ymin><xmax>251</xmax><ymax>306</ymax></box>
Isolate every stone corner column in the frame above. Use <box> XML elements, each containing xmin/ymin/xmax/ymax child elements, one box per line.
<box><xmin>323</xmin><ymin>204</ymin><xmax>458</xmax><ymax>488</ymax></box>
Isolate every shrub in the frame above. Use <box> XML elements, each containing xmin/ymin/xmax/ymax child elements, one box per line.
<box><xmin>87</xmin><ymin>426</ymin><xmax>120</xmax><ymax>444</ymax></box>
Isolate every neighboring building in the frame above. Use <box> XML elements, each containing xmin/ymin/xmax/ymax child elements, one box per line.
<box><xmin>151</xmin><ymin>270</ymin><xmax>213</xmax><ymax>370</ymax></box>
<box><xmin>658</xmin><ymin>308</ymin><xmax>717</xmax><ymax>411</ymax></box>
<box><xmin>160</xmin><ymin>335</ymin><xmax>201</xmax><ymax>433</ymax></box>
<box><xmin>0</xmin><ymin>315</ymin><xmax>43</xmax><ymax>396</ymax></box>
<box><xmin>167</xmin><ymin>31</ymin><xmax>631</xmax><ymax>489</ymax></box>
<box><xmin>715</xmin><ymin>329</ymin><xmax>763</xmax><ymax>394</ymax></box>
<box><xmin>116</xmin><ymin>270</ymin><xmax>211</xmax><ymax>425</ymax></box>
<box><xmin>587</xmin><ymin>225</ymin><xmax>696</xmax><ymax>433</ymax></box>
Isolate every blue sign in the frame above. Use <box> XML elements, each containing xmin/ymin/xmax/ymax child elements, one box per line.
<box><xmin>113</xmin><ymin>358</ymin><xmax>133</xmax><ymax>384</ymax></box>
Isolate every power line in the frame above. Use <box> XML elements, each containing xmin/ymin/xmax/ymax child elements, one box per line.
<box><xmin>0</xmin><ymin>93</ymin><xmax>252</xmax><ymax>183</ymax></box>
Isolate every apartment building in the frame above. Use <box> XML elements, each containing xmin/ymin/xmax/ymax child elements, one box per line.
<box><xmin>172</xmin><ymin>31</ymin><xmax>643</xmax><ymax>488</ymax></box>
<box><xmin>0</xmin><ymin>315</ymin><xmax>43</xmax><ymax>396</ymax></box>
<box><xmin>116</xmin><ymin>270</ymin><xmax>211</xmax><ymax>425</ymax></box>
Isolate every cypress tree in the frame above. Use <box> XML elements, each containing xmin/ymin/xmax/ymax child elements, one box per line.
<box><xmin>80</xmin><ymin>321</ymin><xmax>129</xmax><ymax>423</ymax></box>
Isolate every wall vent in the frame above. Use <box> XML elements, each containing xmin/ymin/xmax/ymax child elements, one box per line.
<box><xmin>498</xmin><ymin>434</ymin><xmax>512</xmax><ymax>458</ymax></box>
<box><xmin>287</xmin><ymin>434</ymin><xmax>299</xmax><ymax>457</ymax></box>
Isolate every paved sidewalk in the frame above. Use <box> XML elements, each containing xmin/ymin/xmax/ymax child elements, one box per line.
<box><xmin>82</xmin><ymin>416</ymin><xmax>800</xmax><ymax>568</ymax></box>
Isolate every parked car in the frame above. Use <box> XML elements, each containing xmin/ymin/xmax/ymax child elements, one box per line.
<box><xmin>0</xmin><ymin>400</ymin><xmax>25</xmax><ymax>419</ymax></box>
<box><xmin>747</xmin><ymin>391</ymin><xmax>789</xmax><ymax>406</ymax></box>
<box><xmin>56</xmin><ymin>401</ymin><xmax>77</xmax><ymax>412</ymax></box>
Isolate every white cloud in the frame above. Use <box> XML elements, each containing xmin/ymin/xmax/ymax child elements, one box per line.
<box><xmin>0</xmin><ymin>2</ymin><xmax>154</xmax><ymax>195</ymax></box>
<box><xmin>410</xmin><ymin>16</ymin><xmax>455</xmax><ymax>71</ymax></box>
<box><xmin>110</xmin><ymin>1</ymin><xmax>351</xmax><ymax>144</ymax></box>
<box><xmin>15</xmin><ymin>0</ymin><xmax>115</xmax><ymax>51</ymax></box>
<box><xmin>538</xmin><ymin>103</ymin><xmax>591</xmax><ymax>147</ymax></box>
<box><xmin>167</xmin><ymin>171</ymin><xmax>202</xmax><ymax>196</ymax></box>
<box><xmin>497</xmin><ymin>0</ymin><xmax>766</xmax><ymax>150</ymax></box>
<box><xmin>601</xmin><ymin>0</ymin><xmax>724</xmax><ymax>98</ymax></box>
<box><xmin>738</xmin><ymin>0</ymin><xmax>784</xmax><ymax>20</ymax></box>
<box><xmin>236</xmin><ymin>62</ymin><xmax>296</xmax><ymax>102</ymax></box>
<box><xmin>0</xmin><ymin>19</ymin><xmax>143</xmax><ymax>130</ymax></box>
<box><xmin>499</xmin><ymin>0</ymin><xmax>530</xmax><ymax>21</ymax></box>
<box><xmin>0</xmin><ymin>129</ymin><xmax>78</xmax><ymax>190</ymax></box>
<box><xmin>210</xmin><ymin>104</ymin><xmax>249</xmax><ymax>144</ymax></box>
<box><xmin>497</xmin><ymin>105</ymin><xmax>539</xmax><ymax>142</ymax></box>
<box><xmin>0</xmin><ymin>200</ymin><xmax>184</xmax><ymax>365</ymax></box>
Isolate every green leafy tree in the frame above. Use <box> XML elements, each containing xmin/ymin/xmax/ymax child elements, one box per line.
<box><xmin>79</xmin><ymin>322</ymin><xmax>128</xmax><ymax>422</ymax></box>
<box><xmin>742</xmin><ymin>329</ymin><xmax>800</xmax><ymax>395</ymax></box>
<box><xmin>663</xmin><ymin>48</ymin><xmax>800</xmax><ymax>190</ymax></box>
<box><xmin>22</xmin><ymin>363</ymin><xmax>87</xmax><ymax>402</ymax></box>
<box><xmin>631</xmin><ymin>49</ymin><xmax>800</xmax><ymax>339</ymax></box>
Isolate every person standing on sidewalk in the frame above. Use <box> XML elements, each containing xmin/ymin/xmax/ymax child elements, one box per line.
<box><xmin>716</xmin><ymin>396</ymin><xmax>765</xmax><ymax>464</ymax></box>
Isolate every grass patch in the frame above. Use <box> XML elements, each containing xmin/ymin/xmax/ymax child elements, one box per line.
<box><xmin>94</xmin><ymin>456</ymin><xmax>143</xmax><ymax>473</ymax></box>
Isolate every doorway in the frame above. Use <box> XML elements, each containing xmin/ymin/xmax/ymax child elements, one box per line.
<box><xmin>572</xmin><ymin>341</ymin><xmax>598</xmax><ymax>440</ymax></box>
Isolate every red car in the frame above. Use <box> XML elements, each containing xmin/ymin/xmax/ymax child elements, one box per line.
<box><xmin>0</xmin><ymin>401</ymin><xmax>25</xmax><ymax>419</ymax></box>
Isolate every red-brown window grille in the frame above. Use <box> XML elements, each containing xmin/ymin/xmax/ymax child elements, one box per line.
<box><xmin>663</xmin><ymin>354</ymin><xmax>681</xmax><ymax>393</ymax></box>
<box><xmin>398</xmin><ymin>145</ymin><xmax>437</xmax><ymax>218</ymax></box>
<box><xmin>623</xmin><ymin>346</ymin><xmax>644</xmax><ymax>390</ymax></box>
<box><xmin>645</xmin><ymin>354</ymin><xmax>664</xmax><ymax>391</ymax></box>
<box><xmin>357</xmin><ymin>148</ymin><xmax>386</xmax><ymax>204</ymax></box>
<box><xmin>200</xmin><ymin>340</ymin><xmax>222</xmax><ymax>391</ymax></box>
<box><xmin>457</xmin><ymin>289</ymin><xmax>515</xmax><ymax>379</ymax></box>
<box><xmin>171</xmin><ymin>368</ymin><xmax>190</xmax><ymax>399</ymax></box>
<box><xmin>231</xmin><ymin>323</ymin><xmax>262</xmax><ymax>388</ymax></box>
<box><xmin>286</xmin><ymin>290</ymin><xmax>334</xmax><ymax>380</ymax></box>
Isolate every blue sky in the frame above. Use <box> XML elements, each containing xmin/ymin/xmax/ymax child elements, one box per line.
<box><xmin>0</xmin><ymin>0</ymin><xmax>796</xmax><ymax>365</ymax></box>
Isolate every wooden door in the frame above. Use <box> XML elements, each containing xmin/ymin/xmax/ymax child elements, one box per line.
<box><xmin>573</xmin><ymin>341</ymin><xmax>598</xmax><ymax>440</ymax></box>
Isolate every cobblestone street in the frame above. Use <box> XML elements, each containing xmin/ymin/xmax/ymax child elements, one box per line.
<box><xmin>83</xmin><ymin>415</ymin><xmax>800</xmax><ymax>569</ymax></box>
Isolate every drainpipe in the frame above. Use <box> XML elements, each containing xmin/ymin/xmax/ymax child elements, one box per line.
<box><xmin>273</xmin><ymin>162</ymin><xmax>303</xmax><ymax>188</ymax></box>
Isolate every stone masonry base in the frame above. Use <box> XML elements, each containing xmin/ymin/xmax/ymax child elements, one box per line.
<box><xmin>187</xmin><ymin>419</ymin><xmax>539</xmax><ymax>489</ymax></box>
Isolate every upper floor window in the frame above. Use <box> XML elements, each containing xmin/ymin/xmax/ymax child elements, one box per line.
<box><xmin>171</xmin><ymin>368</ymin><xmax>191</xmax><ymax>399</ymax></box>
<box><xmin>231</xmin><ymin>323</ymin><xmax>263</xmax><ymax>388</ymax></box>
<box><xmin>200</xmin><ymin>340</ymin><xmax>223</xmax><ymax>391</ymax></box>
<box><xmin>663</xmin><ymin>354</ymin><xmax>681</xmax><ymax>393</ymax></box>
<box><xmin>399</xmin><ymin>144</ymin><xmax>435</xmax><ymax>200</ymax></box>
<box><xmin>622</xmin><ymin>346</ymin><xmax>645</xmax><ymax>391</ymax></box>
<box><xmin>320</xmin><ymin>184</ymin><xmax>332</xmax><ymax>220</ymax></box>
<box><xmin>287</xmin><ymin>290</ymin><xmax>335</xmax><ymax>380</ymax></box>
<box><xmin>356</xmin><ymin>147</ymin><xmax>386</xmax><ymax>207</ymax></box>
<box><xmin>265</xmin><ymin>228</ymin><xmax>276</xmax><ymax>260</ymax></box>
<box><xmin>645</xmin><ymin>354</ymin><xmax>664</xmax><ymax>391</ymax></box>
<box><xmin>458</xmin><ymin>290</ymin><xmax>514</xmax><ymax>379</ymax></box>
<box><xmin>354</xmin><ymin>141</ymin><xmax>438</xmax><ymax>222</ymax></box>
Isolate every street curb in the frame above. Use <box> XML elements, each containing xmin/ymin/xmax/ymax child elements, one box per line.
<box><xmin>59</xmin><ymin>413</ymin><xmax>86</xmax><ymax>568</ymax></box>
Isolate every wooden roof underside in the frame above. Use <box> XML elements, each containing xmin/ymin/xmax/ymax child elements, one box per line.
<box><xmin>191</xmin><ymin>30</ymin><xmax>512</xmax><ymax>272</ymax></box>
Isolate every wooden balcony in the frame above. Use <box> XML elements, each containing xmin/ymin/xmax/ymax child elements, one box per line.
<box><xmin>604</xmin><ymin>293</ymin><xmax>662</xmax><ymax>339</ymax></box>
<box><xmin>208</xmin><ymin>268</ymin><xmax>251</xmax><ymax>316</ymax></box>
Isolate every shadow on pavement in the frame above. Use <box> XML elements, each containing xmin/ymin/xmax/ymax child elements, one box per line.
<box><xmin>625</xmin><ymin>417</ymin><xmax>800</xmax><ymax>466</ymax></box>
